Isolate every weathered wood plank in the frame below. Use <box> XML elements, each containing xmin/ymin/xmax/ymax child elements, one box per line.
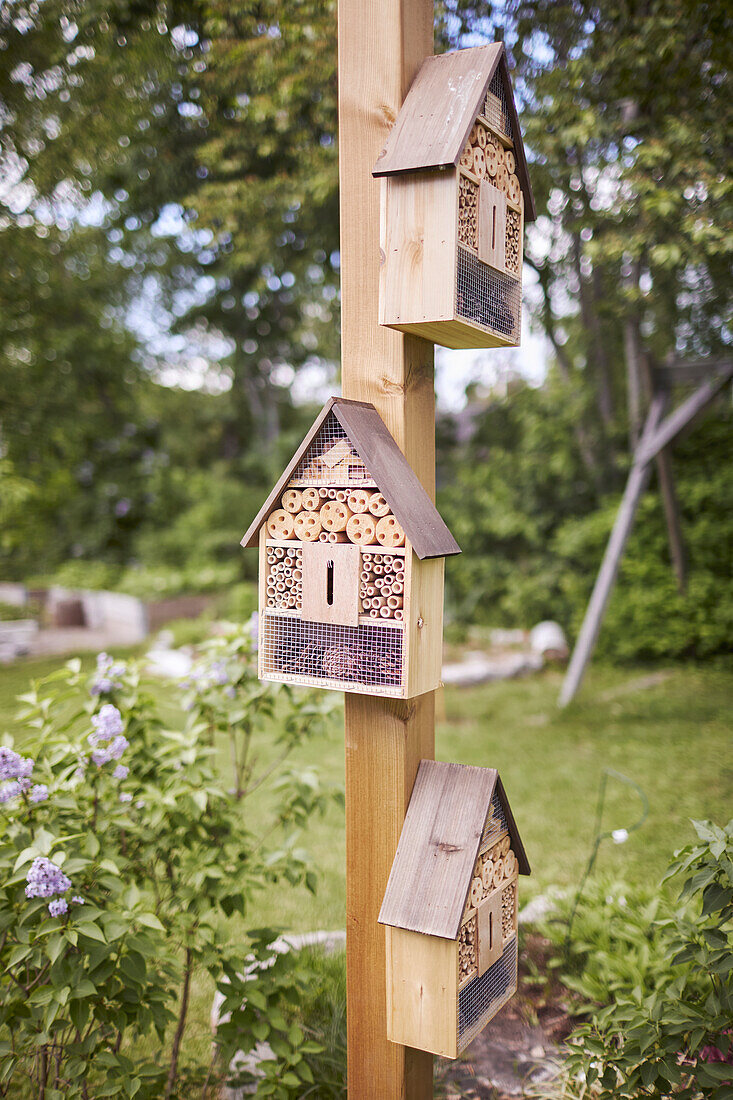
<box><xmin>379</xmin><ymin>760</ymin><xmax>497</xmax><ymax>939</ymax></box>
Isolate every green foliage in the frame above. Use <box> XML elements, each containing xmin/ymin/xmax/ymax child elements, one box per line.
<box><xmin>441</xmin><ymin>385</ymin><xmax>733</xmax><ymax>661</ymax></box>
<box><xmin>545</xmin><ymin>821</ymin><xmax>733</xmax><ymax>1099</ymax></box>
<box><xmin>0</xmin><ymin>629</ymin><xmax>342</xmax><ymax>1096</ymax></box>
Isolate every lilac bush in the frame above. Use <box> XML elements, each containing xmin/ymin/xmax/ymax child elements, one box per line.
<box><xmin>0</xmin><ymin>625</ymin><xmax>340</xmax><ymax>1098</ymax></box>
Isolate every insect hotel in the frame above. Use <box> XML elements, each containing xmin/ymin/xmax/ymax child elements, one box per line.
<box><xmin>379</xmin><ymin>760</ymin><xmax>530</xmax><ymax>1058</ymax></box>
<box><xmin>373</xmin><ymin>42</ymin><xmax>535</xmax><ymax>350</ymax></box>
<box><xmin>240</xmin><ymin>397</ymin><xmax>460</xmax><ymax>698</ymax></box>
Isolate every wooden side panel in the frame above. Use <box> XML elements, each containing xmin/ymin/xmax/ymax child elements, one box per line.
<box><xmin>300</xmin><ymin>543</ymin><xmax>360</xmax><ymax>626</ymax></box>
<box><xmin>405</xmin><ymin>554</ymin><xmax>445</xmax><ymax>698</ymax></box>
<box><xmin>478</xmin><ymin>181</ymin><xmax>506</xmax><ymax>271</ymax></box>
<box><xmin>385</xmin><ymin>927</ymin><xmax>458</xmax><ymax>1059</ymax></box>
<box><xmin>379</xmin><ymin>172</ymin><xmax>457</xmax><ymax>330</ymax></box>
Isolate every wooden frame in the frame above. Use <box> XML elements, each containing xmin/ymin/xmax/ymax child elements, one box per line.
<box><xmin>380</xmin><ymin>761</ymin><xmax>529</xmax><ymax>1058</ymax></box>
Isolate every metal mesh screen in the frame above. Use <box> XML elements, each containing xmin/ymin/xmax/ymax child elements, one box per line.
<box><xmin>483</xmin><ymin>71</ymin><xmax>513</xmax><ymax>141</ymax></box>
<box><xmin>261</xmin><ymin>614</ymin><xmax>403</xmax><ymax>693</ymax></box>
<box><xmin>456</xmin><ymin>246</ymin><xmax>521</xmax><ymax>342</ymax></box>
<box><xmin>289</xmin><ymin>413</ymin><xmax>377</xmax><ymax>488</ymax></box>
<box><xmin>458</xmin><ymin>935</ymin><xmax>517</xmax><ymax>1050</ymax></box>
<box><xmin>480</xmin><ymin>790</ymin><xmax>510</xmax><ymax>851</ymax></box>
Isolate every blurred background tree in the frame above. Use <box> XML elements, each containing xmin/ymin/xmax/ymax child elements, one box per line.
<box><xmin>1</xmin><ymin>0</ymin><xmax>730</xmax><ymax>659</ymax></box>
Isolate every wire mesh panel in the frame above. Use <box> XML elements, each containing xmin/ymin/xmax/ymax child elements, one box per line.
<box><xmin>458</xmin><ymin>935</ymin><xmax>517</xmax><ymax>1051</ymax></box>
<box><xmin>288</xmin><ymin>413</ymin><xmax>377</xmax><ymax>488</ymax></box>
<box><xmin>456</xmin><ymin>246</ymin><xmax>521</xmax><ymax>343</ymax></box>
<box><xmin>261</xmin><ymin>614</ymin><xmax>404</xmax><ymax>695</ymax></box>
<box><xmin>480</xmin><ymin>789</ymin><xmax>510</xmax><ymax>851</ymax></box>
<box><xmin>483</xmin><ymin>70</ymin><xmax>513</xmax><ymax>142</ymax></box>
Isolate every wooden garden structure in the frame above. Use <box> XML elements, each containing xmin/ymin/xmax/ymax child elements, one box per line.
<box><xmin>560</xmin><ymin>356</ymin><xmax>733</xmax><ymax>707</ymax></box>
<box><xmin>380</xmin><ymin>761</ymin><xmax>529</xmax><ymax>1058</ymax></box>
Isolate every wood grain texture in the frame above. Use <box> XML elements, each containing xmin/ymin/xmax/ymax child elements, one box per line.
<box><xmin>379</xmin><ymin>760</ymin><xmax>498</xmax><ymax>940</ymax></box>
<box><xmin>384</xmin><ymin>315</ymin><xmax>520</xmax><ymax>350</ymax></box>
<box><xmin>300</xmin><ymin>542</ymin><xmax>360</xmax><ymax>626</ymax></box>
<box><xmin>385</xmin><ymin>926</ymin><xmax>458</xmax><ymax>1059</ymax></box>
<box><xmin>404</xmin><ymin>555</ymin><xmax>445</xmax><ymax>696</ymax></box>
<box><xmin>372</xmin><ymin>44</ymin><xmax>502</xmax><ymax>177</ymax></box>
<box><xmin>339</xmin><ymin>0</ymin><xmax>435</xmax><ymax>1090</ymax></box>
<box><xmin>379</xmin><ymin>172</ymin><xmax>457</xmax><ymax>330</ymax></box>
<box><xmin>372</xmin><ymin>44</ymin><xmax>536</xmax><ymax>221</ymax></box>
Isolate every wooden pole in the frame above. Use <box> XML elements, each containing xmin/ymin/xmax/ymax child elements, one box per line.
<box><xmin>558</xmin><ymin>395</ymin><xmax>666</xmax><ymax>708</ymax></box>
<box><xmin>338</xmin><ymin>0</ymin><xmax>435</xmax><ymax>1096</ymax></box>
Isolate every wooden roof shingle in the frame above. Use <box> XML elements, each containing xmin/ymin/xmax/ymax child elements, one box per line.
<box><xmin>372</xmin><ymin>43</ymin><xmax>536</xmax><ymax>222</ymax></box>
<box><xmin>240</xmin><ymin>397</ymin><xmax>460</xmax><ymax>560</ymax></box>
<box><xmin>379</xmin><ymin>760</ymin><xmax>530</xmax><ymax>940</ymax></box>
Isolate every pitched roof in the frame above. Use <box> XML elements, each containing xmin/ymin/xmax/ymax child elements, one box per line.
<box><xmin>379</xmin><ymin>760</ymin><xmax>530</xmax><ymax>940</ymax></box>
<box><xmin>240</xmin><ymin>397</ymin><xmax>460</xmax><ymax>560</ymax></box>
<box><xmin>372</xmin><ymin>43</ymin><xmax>536</xmax><ymax>221</ymax></box>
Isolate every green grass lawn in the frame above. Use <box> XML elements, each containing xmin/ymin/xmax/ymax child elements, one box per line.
<box><xmin>2</xmin><ymin>651</ymin><xmax>731</xmax><ymax>1078</ymax></box>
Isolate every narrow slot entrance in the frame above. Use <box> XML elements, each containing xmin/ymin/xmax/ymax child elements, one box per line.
<box><xmin>326</xmin><ymin>560</ymin><xmax>334</xmax><ymax>605</ymax></box>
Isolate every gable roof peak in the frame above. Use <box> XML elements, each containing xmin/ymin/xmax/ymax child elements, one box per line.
<box><xmin>240</xmin><ymin>397</ymin><xmax>460</xmax><ymax>560</ymax></box>
<box><xmin>372</xmin><ymin>43</ymin><xmax>536</xmax><ymax>221</ymax></box>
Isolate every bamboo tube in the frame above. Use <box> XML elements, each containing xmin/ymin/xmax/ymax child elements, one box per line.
<box><xmin>373</xmin><ymin>596</ymin><xmax>387</xmax><ymax>608</ymax></box>
<box><xmin>346</xmin><ymin>512</ymin><xmax>377</xmax><ymax>544</ymax></box>
<box><xmin>394</xmin><ymin>609</ymin><xmax>403</xmax><ymax>621</ymax></box>
<box><xmin>360</xmin><ymin>570</ymin><xmax>370</xmax><ymax>583</ymax></box>
<box><xmin>275</xmin><ymin>581</ymin><xmax>286</xmax><ymax>593</ymax></box>
<box><xmin>328</xmin><ymin>531</ymin><xmax>349</xmax><ymax>543</ymax></box>
<box><xmin>267</xmin><ymin>597</ymin><xmax>275</xmax><ymax>607</ymax></box>
<box><xmin>301</xmin><ymin>488</ymin><xmax>320</xmax><ymax>511</ymax></box>
<box><xmin>266</xmin><ymin>510</ymin><xmax>295</xmax><ymax>540</ymax></box>
<box><xmin>336</xmin><ymin>490</ymin><xmax>348</xmax><ymax>503</ymax></box>
<box><xmin>362</xmin><ymin>598</ymin><xmax>372</xmax><ymax>611</ymax></box>
<box><xmin>266</xmin><ymin>586</ymin><xmax>277</xmax><ymax>598</ymax></box>
<box><xmin>274</xmin><ymin>546</ymin><xmax>285</xmax><ymax>559</ymax></box>
<box><xmin>318</xmin><ymin>487</ymin><xmax>329</xmax><ymax>498</ymax></box>
<box><xmin>369</xmin><ymin>608</ymin><xmax>380</xmax><ymax>619</ymax></box>
<box><xmin>387</xmin><ymin>595</ymin><xmax>401</xmax><ymax>610</ymax></box>
<box><xmin>381</xmin><ymin>555</ymin><xmax>394</xmax><ymax>568</ymax></box>
<box><xmin>319</xmin><ymin>531</ymin><xmax>331</xmax><ymax>542</ymax></box>
<box><xmin>362</xmin><ymin>553</ymin><xmax>373</xmax><ymax>566</ymax></box>
<box><xmin>367</xmin><ymin>492</ymin><xmax>390</xmax><ymax>517</ymax></box>
<box><xmin>347</xmin><ymin>489</ymin><xmax>371</xmax><ymax>514</ymax></box>
<box><xmin>379</xmin><ymin>606</ymin><xmax>391</xmax><ymax>618</ymax></box>
<box><xmin>282</xmin><ymin>489</ymin><xmax>303</xmax><ymax>514</ymax></box>
<box><xmin>292</xmin><ymin>569</ymin><xmax>302</xmax><ymax>581</ymax></box>
<box><xmin>320</xmin><ymin>500</ymin><xmax>353</xmax><ymax>532</ymax></box>
<box><xmin>294</xmin><ymin>510</ymin><xmax>322</xmax><ymax>541</ymax></box>
<box><xmin>376</xmin><ymin>514</ymin><xmax>405</xmax><ymax>548</ymax></box>
<box><xmin>391</xmin><ymin>580</ymin><xmax>404</xmax><ymax>595</ymax></box>
<box><xmin>366</xmin><ymin>585</ymin><xmax>376</xmax><ymax>597</ymax></box>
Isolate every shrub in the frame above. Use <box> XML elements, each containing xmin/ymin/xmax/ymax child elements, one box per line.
<box><xmin>545</xmin><ymin>821</ymin><xmax>733</xmax><ymax>1098</ymax></box>
<box><xmin>0</xmin><ymin>630</ymin><xmax>341</xmax><ymax>1098</ymax></box>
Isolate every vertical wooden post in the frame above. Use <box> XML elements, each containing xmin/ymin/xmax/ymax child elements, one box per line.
<box><xmin>338</xmin><ymin>0</ymin><xmax>435</xmax><ymax>1096</ymax></box>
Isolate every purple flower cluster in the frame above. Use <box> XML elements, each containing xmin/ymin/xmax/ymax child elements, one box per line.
<box><xmin>90</xmin><ymin>652</ymin><xmax>126</xmax><ymax>696</ymax></box>
<box><xmin>48</xmin><ymin>898</ymin><xmax>68</xmax><ymax>918</ymax></box>
<box><xmin>0</xmin><ymin>747</ymin><xmax>37</xmax><ymax>805</ymax></box>
<box><xmin>88</xmin><ymin>704</ymin><xmax>129</xmax><ymax>768</ymax></box>
<box><xmin>25</xmin><ymin>857</ymin><xmax>71</xmax><ymax>900</ymax></box>
<box><xmin>29</xmin><ymin>784</ymin><xmax>49</xmax><ymax>803</ymax></box>
<box><xmin>0</xmin><ymin>748</ymin><xmax>34</xmax><ymax>782</ymax></box>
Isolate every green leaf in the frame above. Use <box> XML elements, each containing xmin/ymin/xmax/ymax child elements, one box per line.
<box><xmin>75</xmin><ymin>922</ymin><xmax>107</xmax><ymax>944</ymax></box>
<box><xmin>135</xmin><ymin>912</ymin><xmax>164</xmax><ymax>931</ymax></box>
